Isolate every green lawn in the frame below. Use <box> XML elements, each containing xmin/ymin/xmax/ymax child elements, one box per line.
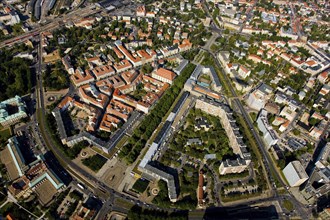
<box><xmin>210</xmin><ymin>43</ymin><xmax>221</xmax><ymax>52</ymax></box>
<box><xmin>132</xmin><ymin>179</ymin><xmax>149</xmax><ymax>194</ymax></box>
<box><xmin>114</xmin><ymin>198</ymin><xmax>134</xmax><ymax>210</ymax></box>
<box><xmin>283</xmin><ymin>199</ymin><xmax>294</xmax><ymax>211</ymax></box>
<box><xmin>0</xmin><ymin>128</ymin><xmax>11</xmax><ymax>140</ymax></box>
<box><xmin>82</xmin><ymin>154</ymin><xmax>107</xmax><ymax>172</ymax></box>
<box><xmin>91</xmin><ymin>146</ymin><xmax>112</xmax><ymax>159</ymax></box>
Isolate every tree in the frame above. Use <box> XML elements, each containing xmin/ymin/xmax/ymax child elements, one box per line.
<box><xmin>0</xmin><ymin>49</ymin><xmax>32</xmax><ymax>101</ymax></box>
<box><xmin>292</xmin><ymin>129</ymin><xmax>300</xmax><ymax>136</ymax></box>
<box><xmin>278</xmin><ymin>159</ymin><xmax>286</xmax><ymax>169</ymax></box>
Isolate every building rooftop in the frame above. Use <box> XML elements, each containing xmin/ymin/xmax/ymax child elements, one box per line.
<box><xmin>205</xmin><ymin>66</ymin><xmax>221</xmax><ymax>88</ymax></box>
<box><xmin>174</xmin><ymin>59</ymin><xmax>189</xmax><ymax>75</ymax></box>
<box><xmin>283</xmin><ymin>160</ymin><xmax>309</xmax><ymax>187</ymax></box>
<box><xmin>34</xmin><ymin>178</ymin><xmax>58</xmax><ymax>206</ymax></box>
<box><xmin>144</xmin><ymin>164</ymin><xmax>177</xmax><ymax>201</ymax></box>
<box><xmin>0</xmin><ymin>147</ymin><xmax>20</xmax><ymax>180</ymax></box>
<box><xmin>155</xmin><ymin>68</ymin><xmax>176</xmax><ymax>81</ymax></box>
<box><xmin>0</xmin><ymin>95</ymin><xmax>27</xmax><ymax>125</ymax></box>
<box><xmin>191</xmin><ymin>64</ymin><xmax>203</xmax><ymax>80</ymax></box>
<box><xmin>171</xmin><ymin>91</ymin><xmax>189</xmax><ymax>114</ymax></box>
<box><xmin>52</xmin><ymin>108</ymin><xmax>67</xmax><ymax>141</ymax></box>
<box><xmin>154</xmin><ymin>121</ymin><xmax>172</xmax><ymax>145</ymax></box>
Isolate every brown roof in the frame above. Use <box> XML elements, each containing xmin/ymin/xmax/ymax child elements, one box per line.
<box><xmin>155</xmin><ymin>68</ymin><xmax>176</xmax><ymax>81</ymax></box>
<box><xmin>34</xmin><ymin>179</ymin><xmax>58</xmax><ymax>206</ymax></box>
<box><xmin>0</xmin><ymin>148</ymin><xmax>20</xmax><ymax>181</ymax></box>
<box><xmin>57</xmin><ymin>96</ymin><xmax>74</xmax><ymax>109</ymax></box>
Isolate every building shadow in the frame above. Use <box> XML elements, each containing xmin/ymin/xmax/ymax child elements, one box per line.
<box><xmin>202</xmin><ymin>204</ymin><xmax>279</xmax><ymax>220</ymax></box>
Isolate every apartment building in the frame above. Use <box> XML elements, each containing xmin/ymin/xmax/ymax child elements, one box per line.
<box><xmin>91</xmin><ymin>65</ymin><xmax>115</xmax><ymax>80</ymax></box>
<box><xmin>257</xmin><ymin>109</ymin><xmax>279</xmax><ymax>149</ymax></box>
<box><xmin>152</xmin><ymin>68</ymin><xmax>176</xmax><ymax>85</ymax></box>
<box><xmin>71</xmin><ymin>68</ymin><xmax>95</xmax><ymax>87</ymax></box>
<box><xmin>79</xmin><ymin>84</ymin><xmax>110</xmax><ymax>110</ymax></box>
<box><xmin>195</xmin><ymin>97</ymin><xmax>251</xmax><ymax>175</ymax></box>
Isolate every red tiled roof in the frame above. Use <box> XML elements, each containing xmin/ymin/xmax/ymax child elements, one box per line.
<box><xmin>155</xmin><ymin>68</ymin><xmax>176</xmax><ymax>81</ymax></box>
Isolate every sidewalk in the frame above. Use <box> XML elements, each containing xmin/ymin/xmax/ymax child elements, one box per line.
<box><xmin>0</xmin><ymin>199</ymin><xmax>8</xmax><ymax>208</ymax></box>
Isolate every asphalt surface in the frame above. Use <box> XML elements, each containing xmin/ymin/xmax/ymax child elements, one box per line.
<box><xmin>206</xmin><ymin>49</ymin><xmax>310</xmax><ymax>219</ymax></box>
<box><xmin>6</xmin><ymin>2</ymin><xmax>313</xmax><ymax>219</ymax></box>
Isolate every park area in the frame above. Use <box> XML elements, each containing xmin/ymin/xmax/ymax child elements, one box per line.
<box><xmin>82</xmin><ymin>154</ymin><xmax>107</xmax><ymax>172</ymax></box>
<box><xmin>0</xmin><ymin>127</ymin><xmax>11</xmax><ymax>142</ymax></box>
<box><xmin>132</xmin><ymin>178</ymin><xmax>150</xmax><ymax>194</ymax></box>
<box><xmin>166</xmin><ymin>108</ymin><xmax>233</xmax><ymax>161</ymax></box>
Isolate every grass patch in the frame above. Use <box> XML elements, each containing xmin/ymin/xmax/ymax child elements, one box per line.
<box><xmin>132</xmin><ymin>178</ymin><xmax>149</xmax><ymax>194</ymax></box>
<box><xmin>189</xmin><ymin>210</ymin><xmax>205</xmax><ymax>219</ymax></box>
<box><xmin>210</xmin><ymin>43</ymin><xmax>221</xmax><ymax>52</ymax></box>
<box><xmin>221</xmin><ymin>191</ymin><xmax>262</xmax><ymax>203</ymax></box>
<box><xmin>115</xmin><ymin>134</ymin><xmax>129</xmax><ymax>150</ymax></box>
<box><xmin>269</xmin><ymin>152</ymin><xmax>289</xmax><ymax>186</ymax></box>
<box><xmin>114</xmin><ymin>198</ymin><xmax>134</xmax><ymax>210</ymax></box>
<box><xmin>278</xmin><ymin>189</ymin><xmax>287</xmax><ymax>195</ymax></box>
<box><xmin>249</xmin><ymin>112</ymin><xmax>257</xmax><ymax>122</ymax></box>
<box><xmin>0</xmin><ymin>128</ymin><xmax>11</xmax><ymax>140</ymax></box>
<box><xmin>82</xmin><ymin>154</ymin><xmax>107</xmax><ymax>172</ymax></box>
<box><xmin>283</xmin><ymin>199</ymin><xmax>294</xmax><ymax>211</ymax></box>
<box><xmin>91</xmin><ymin>146</ymin><xmax>112</xmax><ymax>159</ymax></box>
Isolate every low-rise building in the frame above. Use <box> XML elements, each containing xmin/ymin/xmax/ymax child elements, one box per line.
<box><xmin>238</xmin><ymin>65</ymin><xmax>251</xmax><ymax>79</ymax></box>
<box><xmin>246</xmin><ymin>83</ymin><xmax>273</xmax><ymax>111</ymax></box>
<box><xmin>71</xmin><ymin>68</ymin><xmax>95</xmax><ymax>87</ymax></box>
<box><xmin>91</xmin><ymin>65</ymin><xmax>115</xmax><ymax>80</ymax></box>
<box><xmin>219</xmin><ymin>158</ymin><xmax>249</xmax><ymax>175</ymax></box>
<box><xmin>79</xmin><ymin>84</ymin><xmax>109</xmax><ymax>110</ymax></box>
<box><xmin>283</xmin><ymin>161</ymin><xmax>309</xmax><ymax>187</ymax></box>
<box><xmin>0</xmin><ymin>96</ymin><xmax>28</xmax><ymax>127</ymax></box>
<box><xmin>257</xmin><ymin>109</ymin><xmax>279</xmax><ymax>149</ymax></box>
<box><xmin>152</xmin><ymin>68</ymin><xmax>176</xmax><ymax>85</ymax></box>
<box><xmin>0</xmin><ymin>136</ymin><xmax>28</xmax><ymax>180</ymax></box>
<box><xmin>62</xmin><ymin>55</ymin><xmax>74</xmax><ymax>74</ymax></box>
<box><xmin>197</xmin><ymin>170</ymin><xmax>205</xmax><ymax>207</ymax></box>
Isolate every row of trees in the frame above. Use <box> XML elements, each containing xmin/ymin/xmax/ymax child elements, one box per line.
<box><xmin>119</xmin><ymin>63</ymin><xmax>196</xmax><ymax>164</ymax></box>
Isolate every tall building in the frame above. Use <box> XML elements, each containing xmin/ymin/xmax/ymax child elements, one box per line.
<box><xmin>283</xmin><ymin>161</ymin><xmax>309</xmax><ymax>187</ymax></box>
